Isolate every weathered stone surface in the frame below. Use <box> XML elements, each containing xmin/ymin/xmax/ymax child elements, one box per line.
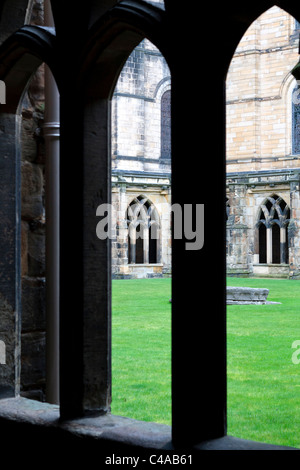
<box><xmin>226</xmin><ymin>286</ymin><xmax>280</xmax><ymax>304</ymax></box>
<box><xmin>27</xmin><ymin>221</ymin><xmax>45</xmax><ymax>277</ymax></box>
<box><xmin>21</xmin><ymin>221</ymin><xmax>29</xmax><ymax>276</ymax></box>
<box><xmin>0</xmin><ymin>397</ymin><xmax>296</xmax><ymax>450</ymax></box>
<box><xmin>20</xmin><ymin>331</ymin><xmax>45</xmax><ymax>391</ymax></box>
<box><xmin>21</xmin><ymin>276</ymin><xmax>45</xmax><ymax>332</ymax></box>
<box><xmin>21</xmin><ymin>161</ymin><xmax>44</xmax><ymax>220</ymax></box>
<box><xmin>0</xmin><ymin>292</ymin><xmax>18</xmax><ymax>396</ymax></box>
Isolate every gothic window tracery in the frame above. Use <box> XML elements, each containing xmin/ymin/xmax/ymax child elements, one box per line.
<box><xmin>256</xmin><ymin>195</ymin><xmax>290</xmax><ymax>264</ymax></box>
<box><xmin>126</xmin><ymin>196</ymin><xmax>160</xmax><ymax>264</ymax></box>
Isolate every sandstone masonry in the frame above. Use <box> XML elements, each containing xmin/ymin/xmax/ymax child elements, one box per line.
<box><xmin>226</xmin><ymin>6</ymin><xmax>300</xmax><ymax>279</ymax></box>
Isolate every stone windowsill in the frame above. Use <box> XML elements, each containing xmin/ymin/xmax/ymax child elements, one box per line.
<box><xmin>128</xmin><ymin>263</ymin><xmax>164</xmax><ymax>267</ymax></box>
<box><xmin>0</xmin><ymin>397</ymin><xmax>298</xmax><ymax>452</ymax></box>
<box><xmin>253</xmin><ymin>263</ymin><xmax>289</xmax><ymax>267</ymax></box>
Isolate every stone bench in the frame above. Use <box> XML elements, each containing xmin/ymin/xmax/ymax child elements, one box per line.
<box><xmin>226</xmin><ymin>286</ymin><xmax>280</xmax><ymax>305</ymax></box>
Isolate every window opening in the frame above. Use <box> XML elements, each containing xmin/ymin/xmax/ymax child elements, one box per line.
<box><xmin>256</xmin><ymin>196</ymin><xmax>290</xmax><ymax>264</ymax></box>
<box><xmin>126</xmin><ymin>196</ymin><xmax>160</xmax><ymax>265</ymax></box>
<box><xmin>258</xmin><ymin>222</ymin><xmax>267</xmax><ymax>263</ymax></box>
<box><xmin>111</xmin><ymin>38</ymin><xmax>171</xmax><ymax>425</ymax></box>
<box><xmin>226</xmin><ymin>5</ymin><xmax>297</xmax><ymax>448</ymax></box>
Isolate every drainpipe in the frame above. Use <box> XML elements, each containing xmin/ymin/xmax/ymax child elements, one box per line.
<box><xmin>44</xmin><ymin>0</ymin><xmax>60</xmax><ymax>404</ymax></box>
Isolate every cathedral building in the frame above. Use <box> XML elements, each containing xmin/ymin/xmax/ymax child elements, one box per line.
<box><xmin>111</xmin><ymin>32</ymin><xmax>172</xmax><ymax>279</ymax></box>
<box><xmin>226</xmin><ymin>6</ymin><xmax>300</xmax><ymax>279</ymax></box>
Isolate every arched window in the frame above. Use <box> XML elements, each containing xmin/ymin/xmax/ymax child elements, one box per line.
<box><xmin>161</xmin><ymin>90</ymin><xmax>171</xmax><ymax>159</ymax></box>
<box><xmin>126</xmin><ymin>196</ymin><xmax>160</xmax><ymax>264</ymax></box>
<box><xmin>258</xmin><ymin>223</ymin><xmax>267</xmax><ymax>263</ymax></box>
<box><xmin>256</xmin><ymin>195</ymin><xmax>290</xmax><ymax>264</ymax></box>
<box><xmin>292</xmin><ymin>82</ymin><xmax>300</xmax><ymax>154</ymax></box>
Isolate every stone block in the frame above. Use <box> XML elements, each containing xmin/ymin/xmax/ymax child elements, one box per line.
<box><xmin>21</xmin><ymin>161</ymin><xmax>44</xmax><ymax>220</ymax></box>
<box><xmin>27</xmin><ymin>221</ymin><xmax>45</xmax><ymax>277</ymax></box>
<box><xmin>226</xmin><ymin>286</ymin><xmax>280</xmax><ymax>304</ymax></box>
<box><xmin>20</xmin><ymin>331</ymin><xmax>45</xmax><ymax>393</ymax></box>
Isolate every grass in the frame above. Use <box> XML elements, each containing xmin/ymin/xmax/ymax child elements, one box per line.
<box><xmin>111</xmin><ymin>278</ymin><xmax>171</xmax><ymax>425</ymax></box>
<box><xmin>112</xmin><ymin>276</ymin><xmax>300</xmax><ymax>448</ymax></box>
<box><xmin>227</xmin><ymin>277</ymin><xmax>300</xmax><ymax>449</ymax></box>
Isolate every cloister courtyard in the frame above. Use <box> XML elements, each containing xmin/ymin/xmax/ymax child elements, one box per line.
<box><xmin>111</xmin><ymin>277</ymin><xmax>300</xmax><ymax>449</ymax></box>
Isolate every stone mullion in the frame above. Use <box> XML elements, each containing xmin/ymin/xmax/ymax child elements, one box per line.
<box><xmin>143</xmin><ymin>224</ymin><xmax>149</xmax><ymax>264</ymax></box>
<box><xmin>266</xmin><ymin>226</ymin><xmax>272</xmax><ymax>264</ymax></box>
<box><xmin>280</xmin><ymin>226</ymin><xmax>287</xmax><ymax>264</ymax></box>
<box><xmin>129</xmin><ymin>225</ymin><xmax>136</xmax><ymax>264</ymax></box>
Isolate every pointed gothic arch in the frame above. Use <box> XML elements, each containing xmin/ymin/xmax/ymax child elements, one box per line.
<box><xmin>256</xmin><ymin>194</ymin><xmax>290</xmax><ymax>264</ymax></box>
<box><xmin>126</xmin><ymin>195</ymin><xmax>160</xmax><ymax>264</ymax></box>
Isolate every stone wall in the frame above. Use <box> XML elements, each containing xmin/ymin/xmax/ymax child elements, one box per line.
<box><xmin>226</xmin><ymin>169</ymin><xmax>300</xmax><ymax>278</ymax></box>
<box><xmin>112</xmin><ymin>39</ymin><xmax>171</xmax><ymax>171</ymax></box>
<box><xmin>226</xmin><ymin>6</ymin><xmax>300</xmax><ymax>173</ymax></box>
<box><xmin>226</xmin><ymin>6</ymin><xmax>300</xmax><ymax>278</ymax></box>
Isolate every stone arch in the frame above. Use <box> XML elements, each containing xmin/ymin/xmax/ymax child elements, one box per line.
<box><xmin>292</xmin><ymin>79</ymin><xmax>300</xmax><ymax>154</ymax></box>
<box><xmin>278</xmin><ymin>72</ymin><xmax>299</xmax><ymax>155</ymax></box>
<box><xmin>55</xmin><ymin>0</ymin><xmax>169</xmax><ymax>418</ymax></box>
<box><xmin>0</xmin><ymin>24</ymin><xmax>56</xmax><ymax>399</ymax></box>
<box><xmin>78</xmin><ymin>1</ymin><xmax>168</xmax><ymax>98</ymax></box>
<box><xmin>0</xmin><ymin>25</ymin><xmax>56</xmax><ymax>112</ymax></box>
<box><xmin>154</xmin><ymin>76</ymin><xmax>171</xmax><ymax>100</ymax></box>
<box><xmin>0</xmin><ymin>0</ymin><xmax>35</xmax><ymax>43</ymax></box>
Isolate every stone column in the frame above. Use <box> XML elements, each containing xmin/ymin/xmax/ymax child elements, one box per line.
<box><xmin>143</xmin><ymin>226</ymin><xmax>149</xmax><ymax>264</ymax></box>
<box><xmin>156</xmin><ymin>226</ymin><xmax>161</xmax><ymax>264</ymax></box>
<box><xmin>267</xmin><ymin>227</ymin><xmax>272</xmax><ymax>264</ymax></box>
<box><xmin>289</xmin><ymin>184</ymin><xmax>300</xmax><ymax>278</ymax></box>
<box><xmin>60</xmin><ymin>94</ymin><xmax>113</xmax><ymax>416</ymax></box>
<box><xmin>129</xmin><ymin>225</ymin><xmax>136</xmax><ymax>263</ymax></box>
<box><xmin>226</xmin><ymin>183</ymin><xmax>250</xmax><ymax>275</ymax></box>
<box><xmin>280</xmin><ymin>226</ymin><xmax>287</xmax><ymax>264</ymax></box>
<box><xmin>118</xmin><ymin>184</ymin><xmax>129</xmax><ymax>269</ymax></box>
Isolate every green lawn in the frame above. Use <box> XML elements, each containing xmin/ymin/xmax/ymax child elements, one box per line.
<box><xmin>112</xmin><ymin>277</ymin><xmax>300</xmax><ymax>448</ymax></box>
<box><xmin>111</xmin><ymin>278</ymin><xmax>172</xmax><ymax>425</ymax></box>
<box><xmin>227</xmin><ymin>277</ymin><xmax>300</xmax><ymax>449</ymax></box>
